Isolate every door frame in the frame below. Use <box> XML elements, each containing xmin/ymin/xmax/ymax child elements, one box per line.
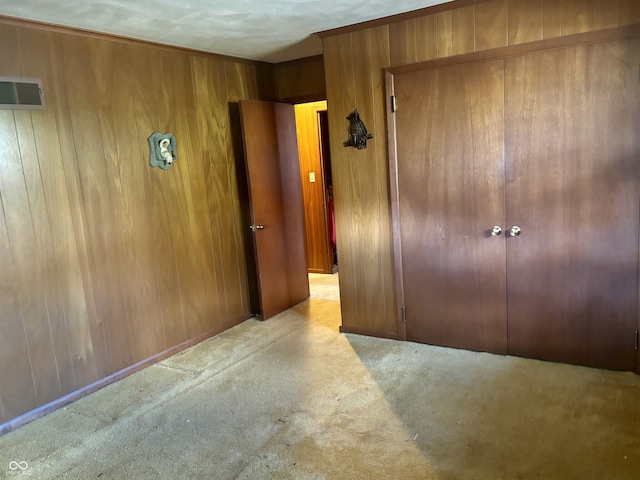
<box><xmin>294</xmin><ymin>101</ymin><xmax>334</xmax><ymax>274</ymax></box>
<box><xmin>385</xmin><ymin>24</ymin><xmax>640</xmax><ymax>370</ymax></box>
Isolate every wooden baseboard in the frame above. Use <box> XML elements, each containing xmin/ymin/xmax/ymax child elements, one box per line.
<box><xmin>339</xmin><ymin>325</ymin><xmax>398</xmax><ymax>340</ymax></box>
<box><xmin>0</xmin><ymin>314</ymin><xmax>249</xmax><ymax>436</ymax></box>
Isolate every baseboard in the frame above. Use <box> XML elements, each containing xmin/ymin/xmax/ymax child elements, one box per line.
<box><xmin>0</xmin><ymin>313</ymin><xmax>250</xmax><ymax>436</ymax></box>
<box><xmin>339</xmin><ymin>325</ymin><xmax>398</xmax><ymax>340</ymax></box>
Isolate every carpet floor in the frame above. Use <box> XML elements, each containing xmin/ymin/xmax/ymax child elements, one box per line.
<box><xmin>1</xmin><ymin>273</ymin><xmax>639</xmax><ymax>479</ymax></box>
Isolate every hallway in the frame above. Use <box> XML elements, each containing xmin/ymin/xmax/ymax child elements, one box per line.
<box><xmin>1</xmin><ymin>272</ymin><xmax>639</xmax><ymax>479</ymax></box>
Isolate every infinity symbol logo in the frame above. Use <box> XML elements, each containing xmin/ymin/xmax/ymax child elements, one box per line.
<box><xmin>9</xmin><ymin>461</ymin><xmax>28</xmax><ymax>471</ymax></box>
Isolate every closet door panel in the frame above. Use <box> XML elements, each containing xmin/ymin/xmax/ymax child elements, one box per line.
<box><xmin>505</xmin><ymin>38</ymin><xmax>640</xmax><ymax>370</ymax></box>
<box><xmin>395</xmin><ymin>60</ymin><xmax>508</xmax><ymax>353</ymax></box>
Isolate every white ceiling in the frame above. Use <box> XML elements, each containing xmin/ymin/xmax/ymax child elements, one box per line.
<box><xmin>0</xmin><ymin>0</ymin><xmax>451</xmax><ymax>63</ymax></box>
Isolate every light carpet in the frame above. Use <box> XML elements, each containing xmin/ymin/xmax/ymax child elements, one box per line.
<box><xmin>1</xmin><ymin>272</ymin><xmax>639</xmax><ymax>479</ymax></box>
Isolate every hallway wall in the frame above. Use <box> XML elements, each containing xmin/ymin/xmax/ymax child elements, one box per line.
<box><xmin>0</xmin><ymin>17</ymin><xmax>274</xmax><ymax>424</ymax></box>
<box><xmin>320</xmin><ymin>0</ymin><xmax>640</xmax><ymax>338</ymax></box>
<box><xmin>295</xmin><ymin>101</ymin><xmax>332</xmax><ymax>274</ymax></box>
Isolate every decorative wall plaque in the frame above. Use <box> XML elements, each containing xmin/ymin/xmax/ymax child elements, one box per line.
<box><xmin>148</xmin><ymin>132</ymin><xmax>177</xmax><ymax>169</ymax></box>
<box><xmin>343</xmin><ymin>109</ymin><xmax>373</xmax><ymax>150</ymax></box>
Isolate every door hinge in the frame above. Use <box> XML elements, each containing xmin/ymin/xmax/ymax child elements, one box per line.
<box><xmin>635</xmin><ymin>330</ymin><xmax>639</xmax><ymax>350</ymax></box>
<box><xmin>401</xmin><ymin>305</ymin><xmax>407</xmax><ymax>323</ymax></box>
<box><xmin>391</xmin><ymin>95</ymin><xmax>397</xmax><ymax>113</ymax></box>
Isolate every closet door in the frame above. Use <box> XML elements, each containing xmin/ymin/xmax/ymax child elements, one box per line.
<box><xmin>394</xmin><ymin>60</ymin><xmax>508</xmax><ymax>353</ymax></box>
<box><xmin>504</xmin><ymin>39</ymin><xmax>640</xmax><ymax>370</ymax></box>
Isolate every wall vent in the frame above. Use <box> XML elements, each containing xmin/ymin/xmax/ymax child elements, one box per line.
<box><xmin>0</xmin><ymin>77</ymin><xmax>45</xmax><ymax>110</ymax></box>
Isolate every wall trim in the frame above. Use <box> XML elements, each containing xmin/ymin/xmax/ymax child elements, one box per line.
<box><xmin>340</xmin><ymin>325</ymin><xmax>399</xmax><ymax>340</ymax></box>
<box><xmin>315</xmin><ymin>0</ymin><xmax>488</xmax><ymax>38</ymax></box>
<box><xmin>0</xmin><ymin>314</ymin><xmax>250</xmax><ymax>437</ymax></box>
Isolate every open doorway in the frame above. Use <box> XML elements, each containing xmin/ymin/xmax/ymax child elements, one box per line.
<box><xmin>294</xmin><ymin>101</ymin><xmax>338</xmax><ymax>275</ymax></box>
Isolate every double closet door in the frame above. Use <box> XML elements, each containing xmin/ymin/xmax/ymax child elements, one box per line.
<box><xmin>391</xmin><ymin>33</ymin><xmax>640</xmax><ymax>371</ymax></box>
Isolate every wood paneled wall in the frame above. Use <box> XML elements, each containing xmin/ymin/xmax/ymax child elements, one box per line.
<box><xmin>321</xmin><ymin>0</ymin><xmax>640</xmax><ymax>338</ymax></box>
<box><xmin>273</xmin><ymin>55</ymin><xmax>326</xmax><ymax>103</ymax></box>
<box><xmin>295</xmin><ymin>101</ymin><xmax>332</xmax><ymax>274</ymax></box>
<box><xmin>0</xmin><ymin>18</ymin><xmax>273</xmax><ymax>425</ymax></box>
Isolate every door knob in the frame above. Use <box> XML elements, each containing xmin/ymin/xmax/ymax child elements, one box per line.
<box><xmin>250</xmin><ymin>224</ymin><xmax>265</xmax><ymax>231</ymax></box>
<box><xmin>509</xmin><ymin>226</ymin><xmax>522</xmax><ymax>237</ymax></box>
<box><xmin>490</xmin><ymin>226</ymin><xmax>502</xmax><ymax>236</ymax></box>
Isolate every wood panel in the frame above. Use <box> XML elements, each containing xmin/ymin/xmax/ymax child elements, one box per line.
<box><xmin>167</xmin><ymin>51</ymin><xmax>214</xmax><ymax>341</ymax></box>
<box><xmin>352</xmin><ymin>27</ymin><xmax>390</xmax><ymax>334</ymax></box>
<box><xmin>505</xmin><ymin>38</ymin><xmax>640</xmax><ymax>370</ymax></box>
<box><xmin>133</xmin><ymin>43</ymin><xmax>184</xmax><ymax>349</ymax></box>
<box><xmin>415</xmin><ymin>16</ymin><xmax>438</xmax><ymax>62</ymax></box>
<box><xmin>191</xmin><ymin>56</ymin><xmax>229</xmax><ymax>323</ymax></box>
<box><xmin>436</xmin><ymin>10</ymin><xmax>454</xmax><ymax>58</ymax></box>
<box><xmin>543</xmin><ymin>0</ymin><xmax>563</xmax><ymax>38</ymax></box>
<box><xmin>0</xmin><ymin>17</ymin><xmax>270</xmax><ymax>426</ymax></box>
<box><xmin>0</xmin><ymin>189</ymin><xmax>36</xmax><ymax>423</ymax></box>
<box><xmin>336</xmin><ymin>32</ymin><xmax>368</xmax><ymax>326</ymax></box>
<box><xmin>45</xmin><ymin>30</ymin><xmax>109</xmax><ymax>386</ymax></box>
<box><xmin>324</xmin><ymin>26</ymin><xmax>397</xmax><ymax>337</ymax></box>
<box><xmin>322</xmin><ymin>0</ymin><xmax>633</xmax><ymax>338</ymax></box>
<box><xmin>19</xmin><ymin>28</ymin><xmax>97</xmax><ymax>391</ymax></box>
<box><xmin>273</xmin><ymin>55</ymin><xmax>326</xmax><ymax>103</ymax></box>
<box><xmin>0</xmin><ymin>109</ymin><xmax>62</xmax><ymax>406</ymax></box>
<box><xmin>561</xmin><ymin>0</ymin><xmax>618</xmax><ymax>36</ymax></box>
<box><xmin>620</xmin><ymin>0</ymin><xmax>640</xmax><ymax>26</ymax></box>
<box><xmin>369</xmin><ymin>25</ymin><xmax>397</xmax><ymax>338</ymax></box>
<box><xmin>324</xmin><ymin>33</ymin><xmax>358</xmax><ymax>328</ymax></box>
<box><xmin>111</xmin><ymin>42</ymin><xmax>167</xmax><ymax>361</ymax></box>
<box><xmin>508</xmin><ymin>0</ymin><xmax>543</xmax><ymax>44</ymax></box>
<box><xmin>475</xmin><ymin>0</ymin><xmax>508</xmax><ymax>50</ymax></box>
<box><xmin>10</xmin><ymin>22</ymin><xmax>95</xmax><ymax>406</ymax></box>
<box><xmin>62</xmin><ymin>36</ymin><xmax>136</xmax><ymax>373</ymax></box>
<box><xmin>0</xmin><ymin>26</ymin><xmax>62</xmax><ymax>408</ymax></box>
<box><xmin>452</xmin><ymin>5</ymin><xmax>476</xmax><ymax>55</ymax></box>
<box><xmin>390</xmin><ymin>19</ymin><xmax>417</xmax><ymax>67</ymax></box>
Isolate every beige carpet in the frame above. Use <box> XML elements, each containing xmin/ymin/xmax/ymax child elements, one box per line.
<box><xmin>1</xmin><ymin>272</ymin><xmax>639</xmax><ymax>479</ymax></box>
<box><xmin>307</xmin><ymin>273</ymin><xmax>341</xmax><ymax>303</ymax></box>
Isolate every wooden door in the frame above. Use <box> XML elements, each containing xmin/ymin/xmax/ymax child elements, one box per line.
<box><xmin>239</xmin><ymin>100</ymin><xmax>310</xmax><ymax>319</ymax></box>
<box><xmin>394</xmin><ymin>60</ymin><xmax>508</xmax><ymax>353</ymax></box>
<box><xmin>504</xmin><ymin>39</ymin><xmax>640</xmax><ymax>371</ymax></box>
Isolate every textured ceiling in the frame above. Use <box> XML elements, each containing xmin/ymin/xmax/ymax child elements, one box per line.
<box><xmin>0</xmin><ymin>0</ymin><xmax>450</xmax><ymax>62</ymax></box>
